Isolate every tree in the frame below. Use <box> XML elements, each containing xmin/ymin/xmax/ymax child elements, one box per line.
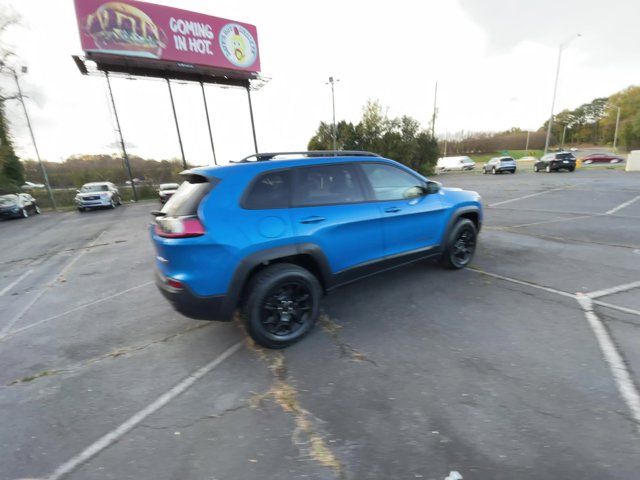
<box><xmin>0</xmin><ymin>6</ymin><xmax>23</xmax><ymax>193</ymax></box>
<box><xmin>307</xmin><ymin>100</ymin><xmax>439</xmax><ymax>175</ymax></box>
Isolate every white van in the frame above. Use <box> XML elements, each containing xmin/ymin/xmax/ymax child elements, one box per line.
<box><xmin>436</xmin><ymin>156</ymin><xmax>476</xmax><ymax>172</ymax></box>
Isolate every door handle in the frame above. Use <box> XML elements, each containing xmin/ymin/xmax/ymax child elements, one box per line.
<box><xmin>384</xmin><ymin>207</ymin><xmax>401</xmax><ymax>213</ymax></box>
<box><xmin>300</xmin><ymin>216</ymin><xmax>326</xmax><ymax>224</ymax></box>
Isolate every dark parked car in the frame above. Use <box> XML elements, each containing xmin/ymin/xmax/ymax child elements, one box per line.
<box><xmin>580</xmin><ymin>153</ymin><xmax>624</xmax><ymax>165</ymax></box>
<box><xmin>534</xmin><ymin>152</ymin><xmax>576</xmax><ymax>173</ymax></box>
<box><xmin>151</xmin><ymin>150</ymin><xmax>482</xmax><ymax>348</ymax></box>
<box><xmin>483</xmin><ymin>156</ymin><xmax>517</xmax><ymax>174</ymax></box>
<box><xmin>0</xmin><ymin>193</ymin><xmax>40</xmax><ymax>219</ymax></box>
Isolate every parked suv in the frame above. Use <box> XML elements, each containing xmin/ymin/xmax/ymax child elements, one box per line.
<box><xmin>534</xmin><ymin>152</ymin><xmax>576</xmax><ymax>172</ymax></box>
<box><xmin>75</xmin><ymin>182</ymin><xmax>122</xmax><ymax>211</ymax></box>
<box><xmin>151</xmin><ymin>151</ymin><xmax>483</xmax><ymax>348</ymax></box>
<box><xmin>483</xmin><ymin>156</ymin><xmax>517</xmax><ymax>174</ymax></box>
<box><xmin>0</xmin><ymin>193</ymin><xmax>40</xmax><ymax>219</ymax></box>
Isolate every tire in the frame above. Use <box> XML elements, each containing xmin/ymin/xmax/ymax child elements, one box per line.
<box><xmin>568</xmin><ymin>167</ymin><xmax>575</xmax><ymax>172</ymax></box>
<box><xmin>21</xmin><ymin>208</ymin><xmax>28</xmax><ymax>218</ymax></box>
<box><xmin>440</xmin><ymin>218</ymin><xmax>477</xmax><ymax>270</ymax></box>
<box><xmin>545</xmin><ymin>165</ymin><xmax>552</xmax><ymax>173</ymax></box>
<box><xmin>110</xmin><ymin>198</ymin><xmax>116</xmax><ymax>209</ymax></box>
<box><xmin>482</xmin><ymin>168</ymin><xmax>487</xmax><ymax>174</ymax></box>
<box><xmin>492</xmin><ymin>167</ymin><xmax>497</xmax><ymax>175</ymax></box>
<box><xmin>534</xmin><ymin>165</ymin><xmax>539</xmax><ymax>172</ymax></box>
<box><xmin>77</xmin><ymin>207</ymin><xmax>85</xmax><ymax>212</ymax></box>
<box><xmin>511</xmin><ymin>169</ymin><xmax>516</xmax><ymax>174</ymax></box>
<box><xmin>243</xmin><ymin>263</ymin><xmax>321</xmax><ymax>349</ymax></box>
<box><xmin>116</xmin><ymin>196</ymin><xmax>122</xmax><ymax>206</ymax></box>
<box><xmin>35</xmin><ymin>205</ymin><xmax>41</xmax><ymax>214</ymax></box>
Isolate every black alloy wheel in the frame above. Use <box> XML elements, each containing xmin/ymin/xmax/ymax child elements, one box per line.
<box><xmin>440</xmin><ymin>218</ymin><xmax>477</xmax><ymax>269</ymax></box>
<box><xmin>244</xmin><ymin>263</ymin><xmax>321</xmax><ymax>348</ymax></box>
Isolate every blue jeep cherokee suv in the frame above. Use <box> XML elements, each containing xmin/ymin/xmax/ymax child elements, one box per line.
<box><xmin>152</xmin><ymin>151</ymin><xmax>482</xmax><ymax>348</ymax></box>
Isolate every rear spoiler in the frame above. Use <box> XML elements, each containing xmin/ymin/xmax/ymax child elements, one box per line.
<box><xmin>179</xmin><ymin>170</ymin><xmax>211</xmax><ymax>184</ymax></box>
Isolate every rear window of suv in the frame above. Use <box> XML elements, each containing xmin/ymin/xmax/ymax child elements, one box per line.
<box><xmin>556</xmin><ymin>153</ymin><xmax>575</xmax><ymax>160</ymax></box>
<box><xmin>162</xmin><ymin>175</ymin><xmax>214</xmax><ymax>217</ymax></box>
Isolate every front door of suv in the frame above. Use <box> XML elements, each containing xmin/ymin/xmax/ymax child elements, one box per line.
<box><xmin>290</xmin><ymin>163</ymin><xmax>384</xmax><ymax>274</ymax></box>
<box><xmin>360</xmin><ymin>162</ymin><xmax>448</xmax><ymax>257</ymax></box>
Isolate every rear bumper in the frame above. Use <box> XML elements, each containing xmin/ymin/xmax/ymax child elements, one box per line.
<box><xmin>155</xmin><ymin>270</ymin><xmax>233</xmax><ymax>321</ymax></box>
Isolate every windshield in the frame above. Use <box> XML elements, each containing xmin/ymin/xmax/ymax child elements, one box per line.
<box><xmin>160</xmin><ymin>183</ymin><xmax>179</xmax><ymax>191</ymax></box>
<box><xmin>81</xmin><ymin>184</ymin><xmax>109</xmax><ymax>192</ymax></box>
<box><xmin>0</xmin><ymin>195</ymin><xmax>18</xmax><ymax>206</ymax></box>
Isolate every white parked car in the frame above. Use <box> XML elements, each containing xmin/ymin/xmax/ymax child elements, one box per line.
<box><xmin>436</xmin><ymin>156</ymin><xmax>476</xmax><ymax>172</ymax></box>
<box><xmin>158</xmin><ymin>183</ymin><xmax>180</xmax><ymax>204</ymax></box>
<box><xmin>75</xmin><ymin>182</ymin><xmax>122</xmax><ymax>212</ymax></box>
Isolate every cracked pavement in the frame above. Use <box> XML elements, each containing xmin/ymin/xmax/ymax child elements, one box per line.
<box><xmin>1</xmin><ymin>170</ymin><xmax>640</xmax><ymax>479</ymax></box>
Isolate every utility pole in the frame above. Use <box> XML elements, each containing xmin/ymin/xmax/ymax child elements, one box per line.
<box><xmin>525</xmin><ymin>131</ymin><xmax>530</xmax><ymax>152</ymax></box>
<box><xmin>105</xmin><ymin>72</ymin><xmax>137</xmax><ymax>201</ymax></box>
<box><xmin>544</xmin><ymin>33</ymin><xmax>581</xmax><ymax>155</ymax></box>
<box><xmin>561</xmin><ymin>124</ymin><xmax>567</xmax><ymax>150</ymax></box>
<box><xmin>613</xmin><ymin>106</ymin><xmax>621</xmax><ymax>153</ymax></box>
<box><xmin>11</xmin><ymin>66</ymin><xmax>56</xmax><ymax>209</ymax></box>
<box><xmin>431</xmin><ymin>81</ymin><xmax>438</xmax><ymax>138</ymax></box>
<box><xmin>326</xmin><ymin>76</ymin><xmax>339</xmax><ymax>151</ymax></box>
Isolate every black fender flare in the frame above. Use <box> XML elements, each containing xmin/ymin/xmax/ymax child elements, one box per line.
<box><xmin>440</xmin><ymin>206</ymin><xmax>481</xmax><ymax>246</ymax></box>
<box><xmin>222</xmin><ymin>243</ymin><xmax>333</xmax><ymax>317</ymax></box>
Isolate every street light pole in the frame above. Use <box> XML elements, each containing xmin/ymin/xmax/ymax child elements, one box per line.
<box><xmin>11</xmin><ymin>67</ymin><xmax>56</xmax><ymax>210</ymax></box>
<box><xmin>525</xmin><ymin>131</ymin><xmax>530</xmax><ymax>152</ymax></box>
<box><xmin>326</xmin><ymin>77</ymin><xmax>339</xmax><ymax>151</ymax></box>
<box><xmin>544</xmin><ymin>33</ymin><xmax>581</xmax><ymax>155</ymax></box>
<box><xmin>561</xmin><ymin>124</ymin><xmax>567</xmax><ymax>149</ymax></box>
<box><xmin>431</xmin><ymin>81</ymin><xmax>438</xmax><ymax>138</ymax></box>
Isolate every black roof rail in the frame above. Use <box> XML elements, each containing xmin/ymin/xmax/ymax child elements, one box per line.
<box><xmin>237</xmin><ymin>150</ymin><xmax>381</xmax><ymax>162</ymax></box>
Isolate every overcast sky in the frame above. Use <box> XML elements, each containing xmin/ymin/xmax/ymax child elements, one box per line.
<box><xmin>2</xmin><ymin>0</ymin><xmax>640</xmax><ymax>166</ymax></box>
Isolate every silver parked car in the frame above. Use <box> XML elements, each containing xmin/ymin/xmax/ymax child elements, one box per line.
<box><xmin>75</xmin><ymin>182</ymin><xmax>122</xmax><ymax>212</ymax></box>
<box><xmin>483</xmin><ymin>156</ymin><xmax>517</xmax><ymax>174</ymax></box>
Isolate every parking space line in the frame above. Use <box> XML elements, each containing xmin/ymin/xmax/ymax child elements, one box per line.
<box><xmin>586</xmin><ymin>280</ymin><xmax>640</xmax><ymax>300</ymax></box>
<box><xmin>0</xmin><ymin>269</ymin><xmax>32</xmax><ymax>297</ymax></box>
<box><xmin>594</xmin><ymin>300</ymin><xmax>640</xmax><ymax>318</ymax></box>
<box><xmin>576</xmin><ymin>296</ymin><xmax>640</xmax><ymax>434</ymax></box>
<box><xmin>488</xmin><ymin>187</ymin><xmax>566</xmax><ymax>207</ymax></box>
<box><xmin>44</xmin><ymin>340</ymin><xmax>244</xmax><ymax>480</ymax></box>
<box><xmin>0</xmin><ymin>281</ymin><xmax>154</xmax><ymax>341</ymax></box>
<box><xmin>504</xmin><ymin>213</ymin><xmax>598</xmax><ymax>229</ymax></box>
<box><xmin>606</xmin><ymin>195</ymin><xmax>640</xmax><ymax>215</ymax></box>
<box><xmin>0</xmin><ymin>230</ymin><xmax>107</xmax><ymax>336</ymax></box>
<box><xmin>468</xmin><ymin>267</ymin><xmax>577</xmax><ymax>299</ymax></box>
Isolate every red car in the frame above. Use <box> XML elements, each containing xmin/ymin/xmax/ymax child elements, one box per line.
<box><xmin>580</xmin><ymin>153</ymin><xmax>624</xmax><ymax>164</ymax></box>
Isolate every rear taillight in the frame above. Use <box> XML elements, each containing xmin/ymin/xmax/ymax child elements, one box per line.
<box><xmin>166</xmin><ymin>278</ymin><xmax>184</xmax><ymax>289</ymax></box>
<box><xmin>154</xmin><ymin>217</ymin><xmax>205</xmax><ymax>238</ymax></box>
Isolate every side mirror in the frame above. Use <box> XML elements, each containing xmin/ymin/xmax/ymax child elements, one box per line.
<box><xmin>424</xmin><ymin>181</ymin><xmax>441</xmax><ymax>195</ymax></box>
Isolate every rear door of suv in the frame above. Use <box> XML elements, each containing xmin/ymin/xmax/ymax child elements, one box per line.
<box><xmin>289</xmin><ymin>163</ymin><xmax>384</xmax><ymax>274</ymax></box>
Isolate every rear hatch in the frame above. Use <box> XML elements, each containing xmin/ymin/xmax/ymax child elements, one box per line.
<box><xmin>500</xmin><ymin>158</ymin><xmax>516</xmax><ymax>167</ymax></box>
<box><xmin>152</xmin><ymin>172</ymin><xmax>217</xmax><ymax>279</ymax></box>
<box><xmin>555</xmin><ymin>153</ymin><xmax>576</xmax><ymax>164</ymax></box>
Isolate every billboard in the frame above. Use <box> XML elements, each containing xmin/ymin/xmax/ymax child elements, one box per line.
<box><xmin>74</xmin><ymin>0</ymin><xmax>260</xmax><ymax>79</ymax></box>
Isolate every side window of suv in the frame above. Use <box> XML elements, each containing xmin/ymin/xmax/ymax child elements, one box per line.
<box><xmin>292</xmin><ymin>164</ymin><xmax>365</xmax><ymax>206</ymax></box>
<box><xmin>243</xmin><ymin>170</ymin><xmax>291</xmax><ymax>209</ymax></box>
<box><xmin>361</xmin><ymin>163</ymin><xmax>424</xmax><ymax>201</ymax></box>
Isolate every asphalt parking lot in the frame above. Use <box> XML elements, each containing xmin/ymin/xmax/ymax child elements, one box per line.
<box><xmin>1</xmin><ymin>168</ymin><xmax>639</xmax><ymax>480</ymax></box>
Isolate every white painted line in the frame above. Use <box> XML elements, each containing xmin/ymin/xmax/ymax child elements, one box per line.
<box><xmin>44</xmin><ymin>340</ymin><xmax>244</xmax><ymax>480</ymax></box>
<box><xmin>0</xmin><ymin>231</ymin><xmax>106</xmax><ymax>336</ymax></box>
<box><xmin>586</xmin><ymin>280</ymin><xmax>640</xmax><ymax>300</ymax></box>
<box><xmin>0</xmin><ymin>281</ymin><xmax>154</xmax><ymax>341</ymax></box>
<box><xmin>593</xmin><ymin>300</ymin><xmax>640</xmax><ymax>318</ymax></box>
<box><xmin>606</xmin><ymin>194</ymin><xmax>640</xmax><ymax>215</ymax></box>
<box><xmin>0</xmin><ymin>269</ymin><xmax>32</xmax><ymax>297</ymax></box>
<box><xmin>505</xmin><ymin>213</ymin><xmax>597</xmax><ymax>229</ymax></box>
<box><xmin>468</xmin><ymin>267</ymin><xmax>577</xmax><ymax>299</ymax></box>
<box><xmin>488</xmin><ymin>187</ymin><xmax>565</xmax><ymax>207</ymax></box>
<box><xmin>576</xmin><ymin>296</ymin><xmax>640</xmax><ymax>434</ymax></box>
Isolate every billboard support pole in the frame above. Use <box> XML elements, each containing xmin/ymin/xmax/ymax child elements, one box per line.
<box><xmin>200</xmin><ymin>81</ymin><xmax>217</xmax><ymax>165</ymax></box>
<box><xmin>246</xmin><ymin>85</ymin><xmax>258</xmax><ymax>154</ymax></box>
<box><xmin>105</xmin><ymin>72</ymin><xmax>138</xmax><ymax>202</ymax></box>
<box><xmin>166</xmin><ymin>78</ymin><xmax>187</xmax><ymax>169</ymax></box>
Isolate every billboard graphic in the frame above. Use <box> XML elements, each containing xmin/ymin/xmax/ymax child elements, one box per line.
<box><xmin>74</xmin><ymin>0</ymin><xmax>260</xmax><ymax>75</ymax></box>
